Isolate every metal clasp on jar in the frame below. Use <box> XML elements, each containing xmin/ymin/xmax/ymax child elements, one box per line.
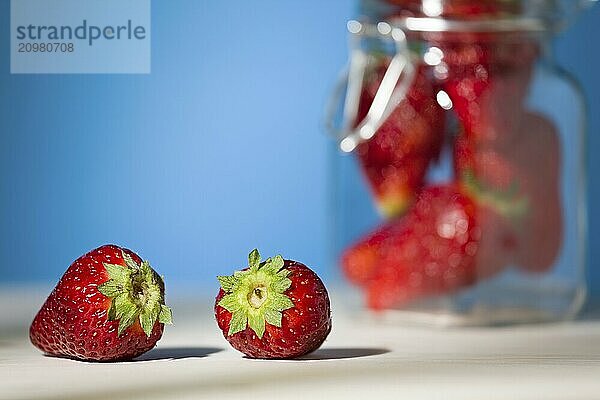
<box><xmin>325</xmin><ymin>20</ymin><xmax>416</xmax><ymax>153</ymax></box>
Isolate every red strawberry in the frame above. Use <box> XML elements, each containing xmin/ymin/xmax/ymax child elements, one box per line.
<box><xmin>30</xmin><ymin>245</ymin><xmax>173</xmax><ymax>362</ymax></box>
<box><xmin>355</xmin><ymin>62</ymin><xmax>445</xmax><ymax>217</ymax></box>
<box><xmin>433</xmin><ymin>32</ymin><xmax>539</xmax><ymax>147</ymax></box>
<box><xmin>511</xmin><ymin>112</ymin><xmax>562</xmax><ymax>272</ymax></box>
<box><xmin>361</xmin><ymin>185</ymin><xmax>481</xmax><ymax>310</ymax></box>
<box><xmin>454</xmin><ymin>128</ymin><xmax>529</xmax><ymax>217</ymax></box>
<box><xmin>454</xmin><ymin>128</ymin><xmax>517</xmax><ymax>189</ymax></box>
<box><xmin>342</xmin><ymin>184</ymin><xmax>520</xmax><ymax>310</ymax></box>
<box><xmin>215</xmin><ymin>249</ymin><xmax>331</xmax><ymax>359</ymax></box>
<box><xmin>454</xmin><ymin>135</ymin><xmax>524</xmax><ymax>273</ymax></box>
<box><xmin>453</xmin><ymin>112</ymin><xmax>562</xmax><ymax>273</ymax></box>
<box><xmin>341</xmin><ymin>221</ymin><xmax>406</xmax><ymax>286</ymax></box>
<box><xmin>341</xmin><ymin>184</ymin><xmax>517</xmax><ymax>309</ymax></box>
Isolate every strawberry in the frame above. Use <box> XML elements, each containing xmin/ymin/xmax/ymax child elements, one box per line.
<box><xmin>342</xmin><ymin>183</ymin><xmax>522</xmax><ymax>309</ymax></box>
<box><xmin>430</xmin><ymin>19</ymin><xmax>556</xmax><ymax>272</ymax></box>
<box><xmin>453</xmin><ymin>133</ymin><xmax>524</xmax><ymax>273</ymax></box>
<box><xmin>340</xmin><ymin>185</ymin><xmax>479</xmax><ymax>309</ymax></box>
<box><xmin>349</xmin><ymin>206</ymin><xmax>513</xmax><ymax>287</ymax></box>
<box><xmin>341</xmin><ymin>221</ymin><xmax>406</xmax><ymax>286</ymax></box>
<box><xmin>30</xmin><ymin>245</ymin><xmax>173</xmax><ymax>362</ymax></box>
<box><xmin>510</xmin><ymin>112</ymin><xmax>562</xmax><ymax>272</ymax></box>
<box><xmin>453</xmin><ymin>112</ymin><xmax>562</xmax><ymax>273</ymax></box>
<box><xmin>454</xmin><ymin>128</ymin><xmax>516</xmax><ymax>189</ymax></box>
<box><xmin>365</xmin><ymin>185</ymin><xmax>480</xmax><ymax>309</ymax></box>
<box><xmin>354</xmin><ymin>62</ymin><xmax>445</xmax><ymax>217</ymax></box>
<box><xmin>215</xmin><ymin>249</ymin><xmax>331</xmax><ymax>359</ymax></box>
<box><xmin>432</xmin><ymin>31</ymin><xmax>539</xmax><ymax>147</ymax></box>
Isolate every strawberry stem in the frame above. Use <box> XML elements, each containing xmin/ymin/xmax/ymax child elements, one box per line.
<box><xmin>217</xmin><ymin>249</ymin><xmax>294</xmax><ymax>339</ymax></box>
<box><xmin>97</xmin><ymin>251</ymin><xmax>172</xmax><ymax>337</ymax></box>
<box><xmin>460</xmin><ymin>170</ymin><xmax>530</xmax><ymax>220</ymax></box>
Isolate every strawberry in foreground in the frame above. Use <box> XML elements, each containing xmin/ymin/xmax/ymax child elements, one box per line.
<box><xmin>30</xmin><ymin>244</ymin><xmax>173</xmax><ymax>361</ymax></box>
<box><xmin>215</xmin><ymin>249</ymin><xmax>331</xmax><ymax>359</ymax></box>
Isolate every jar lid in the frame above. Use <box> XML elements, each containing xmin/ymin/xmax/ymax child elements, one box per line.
<box><xmin>387</xmin><ymin>16</ymin><xmax>545</xmax><ymax>32</ymax></box>
<box><xmin>360</xmin><ymin>0</ymin><xmax>597</xmax><ymax>32</ymax></box>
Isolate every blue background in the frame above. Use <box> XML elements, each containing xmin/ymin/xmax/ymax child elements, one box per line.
<box><xmin>1</xmin><ymin>1</ymin><xmax>598</xmax><ymax>298</ymax></box>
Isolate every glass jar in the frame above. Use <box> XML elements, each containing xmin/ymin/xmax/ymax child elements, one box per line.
<box><xmin>327</xmin><ymin>0</ymin><xmax>592</xmax><ymax>325</ymax></box>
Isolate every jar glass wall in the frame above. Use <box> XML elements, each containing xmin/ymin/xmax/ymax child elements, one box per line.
<box><xmin>328</xmin><ymin>0</ymin><xmax>588</xmax><ymax>325</ymax></box>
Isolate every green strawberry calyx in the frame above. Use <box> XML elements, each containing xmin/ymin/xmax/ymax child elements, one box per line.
<box><xmin>461</xmin><ymin>170</ymin><xmax>530</xmax><ymax>221</ymax></box>
<box><xmin>97</xmin><ymin>251</ymin><xmax>172</xmax><ymax>337</ymax></box>
<box><xmin>217</xmin><ymin>249</ymin><xmax>294</xmax><ymax>339</ymax></box>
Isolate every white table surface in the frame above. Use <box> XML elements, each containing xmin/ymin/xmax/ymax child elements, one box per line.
<box><xmin>2</xmin><ymin>285</ymin><xmax>600</xmax><ymax>400</ymax></box>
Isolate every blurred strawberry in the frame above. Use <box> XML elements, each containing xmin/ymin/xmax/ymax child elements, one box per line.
<box><xmin>340</xmin><ymin>185</ymin><xmax>480</xmax><ymax>310</ymax></box>
<box><xmin>341</xmin><ymin>221</ymin><xmax>405</xmax><ymax>286</ymax></box>
<box><xmin>441</xmin><ymin>41</ymin><xmax>538</xmax><ymax>144</ymax></box>
<box><xmin>341</xmin><ymin>180</ymin><xmax>525</xmax><ymax>309</ymax></box>
<box><xmin>453</xmin><ymin>113</ymin><xmax>562</xmax><ymax>274</ymax></box>
<box><xmin>454</xmin><ymin>129</ymin><xmax>514</xmax><ymax>188</ymax></box>
<box><xmin>354</xmin><ymin>61</ymin><xmax>445</xmax><ymax>217</ymax></box>
<box><xmin>511</xmin><ymin>112</ymin><xmax>562</xmax><ymax>272</ymax></box>
<box><xmin>453</xmin><ymin>130</ymin><xmax>524</xmax><ymax>274</ymax></box>
<box><xmin>436</xmin><ymin>29</ymin><xmax>551</xmax><ymax>274</ymax></box>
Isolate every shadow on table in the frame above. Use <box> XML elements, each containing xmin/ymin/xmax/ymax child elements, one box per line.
<box><xmin>134</xmin><ymin>346</ymin><xmax>223</xmax><ymax>361</ymax></box>
<box><xmin>297</xmin><ymin>347</ymin><xmax>390</xmax><ymax>361</ymax></box>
